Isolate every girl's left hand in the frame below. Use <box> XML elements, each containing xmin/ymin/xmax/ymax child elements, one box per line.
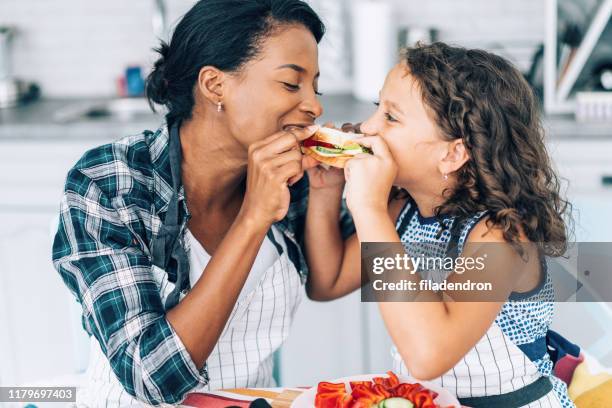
<box><xmin>344</xmin><ymin>136</ymin><xmax>397</xmax><ymax>215</ymax></box>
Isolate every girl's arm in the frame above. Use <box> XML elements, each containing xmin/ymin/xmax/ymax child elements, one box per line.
<box><xmin>303</xmin><ymin>122</ymin><xmax>362</xmax><ymax>301</ymax></box>
<box><xmin>304</xmin><ymin>185</ymin><xmax>361</xmax><ymax>300</ymax></box>
<box><xmin>305</xmin><ymin>186</ymin><xmax>407</xmax><ymax>301</ymax></box>
<box><xmin>303</xmin><ymin>122</ymin><xmax>411</xmax><ymax>301</ymax></box>
<box><xmin>345</xmin><ymin>136</ymin><xmax>527</xmax><ymax>380</ymax></box>
<box><xmin>358</xmin><ymin>209</ymin><xmax>510</xmax><ymax>380</ymax></box>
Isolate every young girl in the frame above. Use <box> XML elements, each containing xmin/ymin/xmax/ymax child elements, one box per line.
<box><xmin>305</xmin><ymin>42</ymin><xmax>575</xmax><ymax>407</ymax></box>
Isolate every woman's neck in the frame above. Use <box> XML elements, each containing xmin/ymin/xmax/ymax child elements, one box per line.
<box><xmin>179</xmin><ymin>117</ymin><xmax>247</xmax><ymax>213</ymax></box>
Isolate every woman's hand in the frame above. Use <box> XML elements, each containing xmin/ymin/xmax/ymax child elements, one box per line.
<box><xmin>344</xmin><ymin>136</ymin><xmax>398</xmax><ymax>217</ymax></box>
<box><xmin>240</xmin><ymin>126</ymin><xmax>318</xmax><ymax>226</ymax></box>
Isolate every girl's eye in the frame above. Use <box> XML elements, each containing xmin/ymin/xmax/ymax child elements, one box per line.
<box><xmin>373</xmin><ymin>101</ymin><xmax>380</xmax><ymax>107</ymax></box>
<box><xmin>385</xmin><ymin>112</ymin><xmax>398</xmax><ymax>122</ymax></box>
<box><xmin>282</xmin><ymin>82</ymin><xmax>300</xmax><ymax>92</ymax></box>
<box><xmin>315</xmin><ymin>90</ymin><xmax>323</xmax><ymax>96</ymax></box>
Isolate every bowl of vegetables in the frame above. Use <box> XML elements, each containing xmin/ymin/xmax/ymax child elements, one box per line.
<box><xmin>291</xmin><ymin>371</ymin><xmax>460</xmax><ymax>408</ymax></box>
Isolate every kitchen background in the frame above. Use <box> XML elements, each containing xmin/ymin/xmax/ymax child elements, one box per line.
<box><xmin>0</xmin><ymin>0</ymin><xmax>611</xmax><ymax>399</ymax></box>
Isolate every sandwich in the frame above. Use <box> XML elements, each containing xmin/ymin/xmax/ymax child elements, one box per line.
<box><xmin>301</xmin><ymin>127</ymin><xmax>372</xmax><ymax>168</ymax></box>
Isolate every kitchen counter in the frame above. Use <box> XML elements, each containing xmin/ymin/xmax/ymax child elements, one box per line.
<box><xmin>0</xmin><ymin>95</ymin><xmax>610</xmax><ymax>141</ymax></box>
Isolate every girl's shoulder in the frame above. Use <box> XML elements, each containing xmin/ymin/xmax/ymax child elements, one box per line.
<box><xmin>466</xmin><ymin>216</ymin><xmax>530</xmax><ymax>244</ymax></box>
<box><xmin>465</xmin><ymin>216</ymin><xmax>544</xmax><ymax>294</ymax></box>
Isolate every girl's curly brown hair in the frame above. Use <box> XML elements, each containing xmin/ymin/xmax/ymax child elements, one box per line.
<box><xmin>398</xmin><ymin>42</ymin><xmax>571</xmax><ymax>257</ymax></box>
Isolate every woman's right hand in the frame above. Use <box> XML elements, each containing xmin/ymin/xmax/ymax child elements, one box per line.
<box><xmin>240</xmin><ymin>125</ymin><xmax>319</xmax><ymax>227</ymax></box>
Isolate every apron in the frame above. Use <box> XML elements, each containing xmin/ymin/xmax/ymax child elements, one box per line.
<box><xmin>76</xmin><ymin>123</ymin><xmax>304</xmax><ymax>407</ymax></box>
<box><xmin>391</xmin><ymin>203</ymin><xmax>577</xmax><ymax>408</ymax></box>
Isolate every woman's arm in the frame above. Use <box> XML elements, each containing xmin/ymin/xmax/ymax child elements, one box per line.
<box><xmin>168</xmin><ymin>128</ymin><xmax>316</xmax><ymax>368</ymax></box>
<box><xmin>166</xmin><ymin>212</ymin><xmax>269</xmax><ymax>366</ymax></box>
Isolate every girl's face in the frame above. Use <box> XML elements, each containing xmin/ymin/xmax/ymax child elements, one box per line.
<box><xmin>223</xmin><ymin>25</ymin><xmax>323</xmax><ymax>148</ymax></box>
<box><xmin>360</xmin><ymin>63</ymin><xmax>460</xmax><ymax>194</ymax></box>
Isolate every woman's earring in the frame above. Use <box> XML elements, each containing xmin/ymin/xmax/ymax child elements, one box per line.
<box><xmin>443</xmin><ymin>173</ymin><xmax>449</xmax><ymax>181</ymax></box>
<box><xmin>217</xmin><ymin>101</ymin><xmax>223</xmax><ymax>112</ymax></box>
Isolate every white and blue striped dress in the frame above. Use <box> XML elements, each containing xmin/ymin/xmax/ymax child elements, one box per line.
<box><xmin>391</xmin><ymin>199</ymin><xmax>575</xmax><ymax>408</ymax></box>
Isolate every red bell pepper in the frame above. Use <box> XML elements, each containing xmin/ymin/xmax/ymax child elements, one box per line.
<box><xmin>349</xmin><ymin>381</ymin><xmax>372</xmax><ymax>390</ymax></box>
<box><xmin>351</xmin><ymin>384</ymin><xmax>385</xmax><ymax>405</ymax></box>
<box><xmin>315</xmin><ymin>392</ymin><xmax>344</xmax><ymax>408</ymax></box>
<box><xmin>317</xmin><ymin>382</ymin><xmax>347</xmax><ymax>394</ymax></box>
<box><xmin>411</xmin><ymin>390</ymin><xmax>437</xmax><ymax>408</ymax></box>
<box><xmin>386</xmin><ymin>371</ymin><xmax>400</xmax><ymax>388</ymax></box>
<box><xmin>338</xmin><ymin>393</ymin><xmax>354</xmax><ymax>408</ymax></box>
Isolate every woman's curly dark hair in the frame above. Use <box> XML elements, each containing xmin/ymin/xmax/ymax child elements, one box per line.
<box><xmin>398</xmin><ymin>42</ymin><xmax>572</xmax><ymax>257</ymax></box>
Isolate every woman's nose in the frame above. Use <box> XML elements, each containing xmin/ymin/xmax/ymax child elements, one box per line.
<box><xmin>301</xmin><ymin>93</ymin><xmax>323</xmax><ymax>120</ymax></box>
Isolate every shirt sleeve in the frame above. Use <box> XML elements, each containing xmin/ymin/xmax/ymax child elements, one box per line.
<box><xmin>52</xmin><ymin>168</ymin><xmax>209</xmax><ymax>405</ymax></box>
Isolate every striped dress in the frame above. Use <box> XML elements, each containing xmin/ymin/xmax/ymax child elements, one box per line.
<box><xmin>391</xmin><ymin>199</ymin><xmax>575</xmax><ymax>408</ymax></box>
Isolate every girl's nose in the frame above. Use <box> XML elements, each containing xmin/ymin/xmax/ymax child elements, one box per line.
<box><xmin>359</xmin><ymin>115</ymin><xmax>378</xmax><ymax>136</ymax></box>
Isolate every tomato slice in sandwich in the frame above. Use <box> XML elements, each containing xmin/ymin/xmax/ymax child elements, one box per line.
<box><xmin>302</xmin><ymin>138</ymin><xmax>340</xmax><ymax>150</ymax></box>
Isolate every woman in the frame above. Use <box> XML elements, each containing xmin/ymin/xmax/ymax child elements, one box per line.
<box><xmin>52</xmin><ymin>0</ymin><xmax>353</xmax><ymax>406</ymax></box>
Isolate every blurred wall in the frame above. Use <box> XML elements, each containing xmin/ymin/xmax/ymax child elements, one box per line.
<box><xmin>0</xmin><ymin>0</ymin><xmax>544</xmax><ymax>98</ymax></box>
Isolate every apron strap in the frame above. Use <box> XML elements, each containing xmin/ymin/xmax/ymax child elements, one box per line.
<box><xmin>518</xmin><ymin>330</ymin><xmax>581</xmax><ymax>364</ymax></box>
<box><xmin>149</xmin><ymin>122</ymin><xmax>190</xmax><ymax>310</ymax></box>
<box><xmin>458</xmin><ymin>376</ymin><xmax>553</xmax><ymax>408</ymax></box>
<box><xmin>266</xmin><ymin>228</ymin><xmax>285</xmax><ymax>256</ymax></box>
<box><xmin>396</xmin><ymin>199</ymin><xmax>417</xmax><ymax>236</ymax></box>
<box><xmin>445</xmin><ymin>218</ymin><xmax>463</xmax><ymax>259</ymax></box>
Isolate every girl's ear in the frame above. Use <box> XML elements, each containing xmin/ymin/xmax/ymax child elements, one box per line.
<box><xmin>196</xmin><ymin>65</ymin><xmax>225</xmax><ymax>107</ymax></box>
<box><xmin>438</xmin><ymin>139</ymin><xmax>469</xmax><ymax>176</ymax></box>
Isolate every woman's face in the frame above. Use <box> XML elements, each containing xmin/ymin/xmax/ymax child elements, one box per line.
<box><xmin>360</xmin><ymin>63</ymin><xmax>451</xmax><ymax>193</ymax></box>
<box><xmin>223</xmin><ymin>25</ymin><xmax>323</xmax><ymax>148</ymax></box>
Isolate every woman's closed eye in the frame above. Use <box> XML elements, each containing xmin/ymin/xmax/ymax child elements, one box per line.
<box><xmin>281</xmin><ymin>82</ymin><xmax>300</xmax><ymax>92</ymax></box>
<box><xmin>281</xmin><ymin>82</ymin><xmax>322</xmax><ymax>96</ymax></box>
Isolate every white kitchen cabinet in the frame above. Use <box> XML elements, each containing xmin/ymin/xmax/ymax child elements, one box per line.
<box><xmin>0</xmin><ymin>139</ymin><xmax>106</xmax><ymax>387</ymax></box>
<box><xmin>0</xmin><ymin>210</ymin><xmax>80</xmax><ymax>384</ymax></box>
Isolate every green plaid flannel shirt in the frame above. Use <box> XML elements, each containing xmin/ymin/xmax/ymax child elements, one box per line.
<box><xmin>52</xmin><ymin>123</ymin><xmax>355</xmax><ymax>405</ymax></box>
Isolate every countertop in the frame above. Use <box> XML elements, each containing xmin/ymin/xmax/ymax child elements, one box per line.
<box><xmin>0</xmin><ymin>95</ymin><xmax>610</xmax><ymax>141</ymax></box>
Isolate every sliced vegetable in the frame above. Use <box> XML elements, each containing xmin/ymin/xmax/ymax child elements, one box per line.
<box><xmin>377</xmin><ymin>397</ymin><xmax>414</xmax><ymax>408</ymax></box>
<box><xmin>315</xmin><ymin>146</ymin><xmax>344</xmax><ymax>155</ymax></box>
<box><xmin>350</xmin><ymin>381</ymin><xmax>373</xmax><ymax>390</ymax></box>
<box><xmin>315</xmin><ymin>391</ymin><xmax>344</xmax><ymax>408</ymax></box>
<box><xmin>317</xmin><ymin>381</ymin><xmax>347</xmax><ymax>394</ymax></box>
<box><xmin>302</xmin><ymin>138</ymin><xmax>340</xmax><ymax>150</ymax></box>
<box><xmin>314</xmin><ymin>372</ymin><xmax>443</xmax><ymax>408</ymax></box>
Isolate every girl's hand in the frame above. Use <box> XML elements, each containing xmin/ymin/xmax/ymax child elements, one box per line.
<box><xmin>344</xmin><ymin>136</ymin><xmax>397</xmax><ymax>216</ymax></box>
<box><xmin>302</xmin><ymin>155</ymin><xmax>345</xmax><ymax>190</ymax></box>
<box><xmin>240</xmin><ymin>126</ymin><xmax>318</xmax><ymax>226</ymax></box>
